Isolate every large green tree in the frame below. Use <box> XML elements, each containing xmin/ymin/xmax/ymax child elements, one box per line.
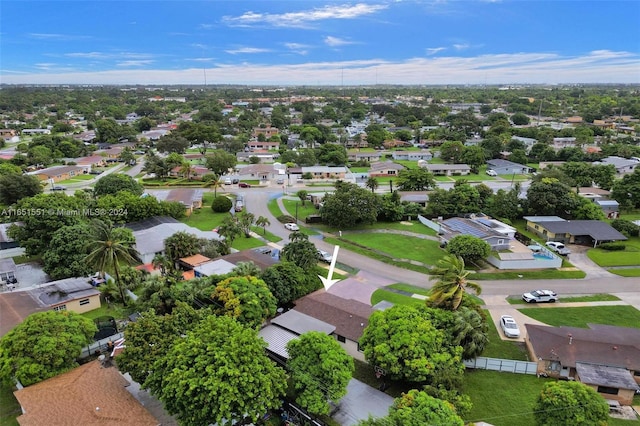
<box><xmin>205</xmin><ymin>150</ymin><xmax>237</xmax><ymax>175</ymax></box>
<box><xmin>396</xmin><ymin>168</ymin><xmax>436</xmax><ymax>191</ymax></box>
<box><xmin>534</xmin><ymin>381</ymin><xmax>609</xmax><ymax>426</ymax></box>
<box><xmin>145</xmin><ymin>315</ymin><xmax>287</xmax><ymax>426</ymax></box>
<box><xmin>280</xmin><ymin>232</ymin><xmax>321</xmax><ymax>271</ymax></box>
<box><xmin>163</xmin><ymin>231</ymin><xmax>202</xmax><ymax>265</ymax></box>
<box><xmin>0</xmin><ymin>311</ymin><xmax>96</xmax><ymax>386</ymax></box>
<box><xmin>427</xmin><ymin>255</ymin><xmax>482</xmax><ymax>311</ymax></box>
<box><xmin>42</xmin><ymin>223</ymin><xmax>94</xmax><ymax>280</ymax></box>
<box><xmin>612</xmin><ymin>169</ymin><xmax>640</xmax><ymax>209</ymax></box>
<box><xmin>287</xmin><ymin>331</ymin><xmax>354</xmax><ymax>415</ymax></box>
<box><xmin>445</xmin><ymin>235</ymin><xmax>491</xmax><ymax>264</ymax></box>
<box><xmin>358</xmin><ymin>390</ymin><xmax>464</xmax><ymax>426</ymax></box>
<box><xmin>85</xmin><ymin>220</ymin><xmax>140</xmax><ymax>306</ymax></box>
<box><xmin>211</xmin><ymin>275</ymin><xmax>277</xmax><ymax>329</ymax></box>
<box><xmin>320</xmin><ymin>182</ymin><xmax>380</xmax><ymax>228</ymax></box>
<box><xmin>526</xmin><ymin>178</ymin><xmax>579</xmax><ymax>217</ymax></box>
<box><xmin>93</xmin><ymin>173</ymin><xmax>144</xmax><ymax>197</ymax></box>
<box><xmin>260</xmin><ymin>261</ymin><xmax>318</xmax><ymax>306</ymax></box>
<box><xmin>0</xmin><ymin>174</ymin><xmax>43</xmax><ymax>205</ymax></box>
<box><xmin>359</xmin><ymin>305</ymin><xmax>464</xmax><ymax>383</ymax></box>
<box><xmin>156</xmin><ymin>135</ymin><xmax>190</xmax><ymax>154</ymax></box>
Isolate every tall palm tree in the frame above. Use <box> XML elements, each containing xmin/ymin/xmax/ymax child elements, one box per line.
<box><xmin>255</xmin><ymin>216</ymin><xmax>270</xmax><ymax>235</ymax></box>
<box><xmin>85</xmin><ymin>220</ymin><xmax>140</xmax><ymax>306</ymax></box>
<box><xmin>179</xmin><ymin>161</ymin><xmax>194</xmax><ymax>180</ymax></box>
<box><xmin>365</xmin><ymin>177</ymin><xmax>379</xmax><ymax>193</ymax></box>
<box><xmin>427</xmin><ymin>254</ymin><xmax>481</xmax><ymax>310</ymax></box>
<box><xmin>204</xmin><ymin>173</ymin><xmax>224</xmax><ymax>197</ymax></box>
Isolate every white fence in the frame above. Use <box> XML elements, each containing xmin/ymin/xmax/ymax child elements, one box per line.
<box><xmin>418</xmin><ymin>215</ymin><xmax>441</xmax><ymax>233</ymax></box>
<box><xmin>464</xmin><ymin>357</ymin><xmax>538</xmax><ymax>375</ymax></box>
<box><xmin>79</xmin><ymin>332</ymin><xmax>124</xmax><ymax>359</ymax></box>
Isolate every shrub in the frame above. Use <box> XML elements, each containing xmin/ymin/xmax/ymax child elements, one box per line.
<box><xmin>611</xmin><ymin>219</ymin><xmax>640</xmax><ymax>237</ymax></box>
<box><xmin>278</xmin><ymin>215</ymin><xmax>296</xmax><ymax>224</ymax></box>
<box><xmin>598</xmin><ymin>242</ymin><xmax>626</xmax><ymax>251</ymax></box>
<box><xmin>211</xmin><ymin>196</ymin><xmax>233</xmax><ymax>213</ymax></box>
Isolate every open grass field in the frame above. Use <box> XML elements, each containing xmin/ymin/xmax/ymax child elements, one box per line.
<box><xmin>339</xmin><ymin>233</ymin><xmax>445</xmax><ymax>266</ymax></box>
<box><xmin>463</xmin><ymin>370</ymin><xmax>551</xmax><ymax>426</ymax></box>
<box><xmin>518</xmin><ymin>305</ymin><xmax>640</xmax><ymax>329</ymax></box>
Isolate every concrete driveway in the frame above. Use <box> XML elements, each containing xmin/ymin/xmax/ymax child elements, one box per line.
<box><xmin>566</xmin><ymin>244</ymin><xmax>618</xmax><ymax>279</ymax></box>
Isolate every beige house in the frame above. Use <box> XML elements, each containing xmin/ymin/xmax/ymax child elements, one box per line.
<box><xmin>369</xmin><ymin>161</ymin><xmax>405</xmax><ymax>177</ymax></box>
<box><xmin>29</xmin><ymin>165</ymin><xmax>85</xmax><ymax>183</ymax></box>
<box><xmin>525</xmin><ymin>324</ymin><xmax>640</xmax><ymax>405</ymax></box>
<box><xmin>34</xmin><ymin>278</ymin><xmax>102</xmax><ymax>314</ymax></box>
<box><xmin>14</xmin><ymin>360</ymin><xmax>160</xmax><ymax>426</ymax></box>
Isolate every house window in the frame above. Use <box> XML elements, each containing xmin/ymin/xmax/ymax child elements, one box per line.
<box><xmin>498</xmin><ymin>239</ymin><xmax>504</xmax><ymax>245</ymax></box>
<box><xmin>79</xmin><ymin>298</ymin><xmax>90</xmax><ymax>306</ymax></box>
<box><xmin>597</xmin><ymin>386</ymin><xmax>618</xmax><ymax>395</ymax></box>
<box><xmin>336</xmin><ymin>335</ymin><xmax>346</xmax><ymax>343</ymax></box>
<box><xmin>53</xmin><ymin>305</ymin><xmax>67</xmax><ymax>312</ymax></box>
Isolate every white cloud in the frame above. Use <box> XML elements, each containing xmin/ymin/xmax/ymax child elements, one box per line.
<box><xmin>453</xmin><ymin>43</ymin><xmax>469</xmax><ymax>50</ymax></box>
<box><xmin>29</xmin><ymin>33</ymin><xmax>90</xmax><ymax>41</ymax></box>
<box><xmin>116</xmin><ymin>60</ymin><xmax>154</xmax><ymax>67</ymax></box>
<box><xmin>4</xmin><ymin>51</ymin><xmax>639</xmax><ymax>85</ymax></box>
<box><xmin>284</xmin><ymin>43</ymin><xmax>310</xmax><ymax>55</ymax></box>
<box><xmin>225</xmin><ymin>47</ymin><xmax>271</xmax><ymax>55</ymax></box>
<box><xmin>426</xmin><ymin>47</ymin><xmax>446</xmax><ymax>55</ymax></box>
<box><xmin>324</xmin><ymin>36</ymin><xmax>354</xmax><ymax>47</ymax></box>
<box><xmin>63</xmin><ymin>52</ymin><xmax>156</xmax><ymax>61</ymax></box>
<box><xmin>222</xmin><ymin>3</ymin><xmax>388</xmax><ymax>28</ymax></box>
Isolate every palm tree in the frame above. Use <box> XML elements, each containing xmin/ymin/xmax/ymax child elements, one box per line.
<box><xmin>85</xmin><ymin>220</ymin><xmax>140</xmax><ymax>306</ymax></box>
<box><xmin>255</xmin><ymin>215</ymin><xmax>270</xmax><ymax>235</ymax></box>
<box><xmin>427</xmin><ymin>254</ymin><xmax>482</xmax><ymax>310</ymax></box>
<box><xmin>204</xmin><ymin>173</ymin><xmax>224</xmax><ymax>197</ymax></box>
<box><xmin>179</xmin><ymin>161</ymin><xmax>194</xmax><ymax>180</ymax></box>
<box><xmin>365</xmin><ymin>177</ymin><xmax>379</xmax><ymax>193</ymax></box>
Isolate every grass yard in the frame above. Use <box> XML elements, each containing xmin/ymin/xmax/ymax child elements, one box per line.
<box><xmin>473</xmin><ymin>269</ymin><xmax>586</xmax><ymax>280</ymax></box>
<box><xmin>282</xmin><ymin>198</ymin><xmax>319</xmax><ymax>221</ymax></box>
<box><xmin>587</xmin><ymin>236</ymin><xmax>640</xmax><ymax>267</ymax></box>
<box><xmin>370</xmin><ymin>289</ymin><xmax>426</xmax><ymax>307</ymax></box>
<box><xmin>0</xmin><ymin>382</ymin><xmax>20</xmax><ymax>426</ymax></box>
<box><xmin>232</xmin><ymin>235</ymin><xmax>266</xmax><ymax>250</ymax></box>
<box><xmin>57</xmin><ymin>174</ymin><xmax>95</xmax><ymax>184</ymax></box>
<box><xmin>267</xmin><ymin>198</ymin><xmax>283</xmax><ymax>218</ymax></box>
<box><xmin>349</xmin><ymin>166</ymin><xmax>369</xmax><ymax>173</ymax></box>
<box><xmin>518</xmin><ymin>305</ymin><xmax>640</xmax><ymax>329</ymax></box>
<box><xmin>507</xmin><ymin>293</ymin><xmax>620</xmax><ymax>305</ymax></box>
<box><xmin>339</xmin><ymin>233</ymin><xmax>445</xmax><ymax>266</ymax></box>
<box><xmin>463</xmin><ymin>370</ymin><xmax>551</xmax><ymax>426</ymax></box>
<box><xmin>250</xmin><ymin>226</ymin><xmax>282</xmax><ymax>243</ymax></box>
<box><xmin>481</xmin><ymin>310</ymin><xmax>530</xmax><ymax>361</ymax></box>
<box><xmin>611</xmin><ymin>268</ymin><xmax>640</xmax><ymax>277</ymax></box>
<box><xmin>82</xmin><ymin>304</ymin><xmax>135</xmax><ymax>322</ymax></box>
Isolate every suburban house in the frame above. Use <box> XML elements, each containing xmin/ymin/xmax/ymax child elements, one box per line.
<box><xmin>259</xmin><ymin>309</ymin><xmax>337</xmax><ymax>366</ymax></box>
<box><xmin>29</xmin><ymin>165</ymin><xmax>85</xmax><ymax>183</ymax></box>
<box><xmin>236</xmin><ymin>164</ymin><xmax>277</xmax><ymax>182</ymax></box>
<box><xmin>247</xmin><ymin>141</ymin><xmax>280</xmax><ymax>151</ymax></box>
<box><xmin>0</xmin><ymin>258</ymin><xmax>17</xmax><ymax>287</ymax></box>
<box><xmin>593</xmin><ymin>156</ymin><xmax>639</xmax><ymax>175</ymax></box>
<box><xmin>368</xmin><ymin>161</ymin><xmax>405</xmax><ymax>177</ymax></box>
<box><xmin>292</xmin><ymin>291</ymin><xmax>373</xmax><ymax>361</ymax></box>
<box><xmin>126</xmin><ymin>216</ymin><xmax>222</xmax><ymax>264</ymax></box>
<box><xmin>13</xmin><ymin>360</ymin><xmax>160</xmax><ymax>426</ymax></box>
<box><xmin>145</xmin><ymin>189</ymin><xmax>204</xmax><ymax>215</ymax></box>
<box><xmin>34</xmin><ymin>277</ymin><xmax>102</xmax><ymax>314</ymax></box>
<box><xmin>96</xmin><ymin>147</ymin><xmax>123</xmax><ymax>159</ymax></box>
<box><xmin>21</xmin><ymin>128</ymin><xmax>51</xmax><ymax>135</ymax></box>
<box><xmin>252</xmin><ymin>126</ymin><xmax>280</xmax><ymax>140</ymax></box>
<box><xmin>75</xmin><ymin>155</ymin><xmax>106</xmax><ymax>170</ymax></box>
<box><xmin>300</xmin><ymin>166</ymin><xmax>355</xmax><ymax>182</ymax></box>
<box><xmin>422</xmin><ymin>163</ymin><xmax>471</xmax><ymax>176</ymax></box>
<box><xmin>236</xmin><ymin>150</ymin><xmax>279</xmax><ymax>163</ymax></box>
<box><xmin>347</xmin><ymin>151</ymin><xmax>383</xmax><ymax>163</ymax></box>
<box><xmin>192</xmin><ymin>250</ymin><xmax>278</xmax><ymax>279</ymax></box>
<box><xmin>391</xmin><ymin>150</ymin><xmax>432</xmax><ymax>161</ymax></box>
<box><xmin>73</xmin><ymin>131</ymin><xmax>96</xmax><ymax>143</ymax></box>
<box><xmin>525</xmin><ymin>324</ymin><xmax>640</xmax><ymax>405</ymax></box>
<box><xmin>524</xmin><ymin>216</ymin><xmax>627</xmax><ymax>247</ymax></box>
<box><xmin>437</xmin><ymin>215</ymin><xmax>515</xmax><ymax>251</ymax></box>
<box><xmin>486</xmin><ymin>159</ymin><xmax>532</xmax><ymax>175</ymax></box>
<box><xmin>511</xmin><ymin>136</ymin><xmax>537</xmax><ymax>152</ymax></box>
<box><xmin>168</xmin><ymin>165</ymin><xmax>210</xmax><ymax>180</ymax></box>
<box><xmin>577</xmin><ymin>187</ymin><xmax>620</xmax><ymax>218</ymax></box>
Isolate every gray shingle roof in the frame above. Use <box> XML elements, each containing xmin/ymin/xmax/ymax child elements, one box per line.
<box><xmin>576</xmin><ymin>362</ymin><xmax>639</xmax><ymax>390</ymax></box>
<box><xmin>538</xmin><ymin>220</ymin><xmax>627</xmax><ymax>242</ymax></box>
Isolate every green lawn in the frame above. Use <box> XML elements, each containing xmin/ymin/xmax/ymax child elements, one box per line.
<box><xmin>282</xmin><ymin>199</ymin><xmax>319</xmax><ymax>221</ymax></box>
<box><xmin>481</xmin><ymin>310</ymin><xmax>530</xmax><ymax>360</ymax></box>
<box><xmin>611</xmin><ymin>268</ymin><xmax>640</xmax><ymax>277</ymax></box>
<box><xmin>370</xmin><ymin>289</ymin><xmax>426</xmax><ymax>307</ymax></box>
<box><xmin>57</xmin><ymin>174</ymin><xmax>95</xmax><ymax>184</ymax></box>
<box><xmin>463</xmin><ymin>370</ymin><xmax>551</xmax><ymax>426</ymax></box>
<box><xmin>507</xmin><ymin>294</ymin><xmax>620</xmax><ymax>304</ymax></box>
<box><xmin>250</xmin><ymin>226</ymin><xmax>282</xmax><ymax>243</ymax></box>
<box><xmin>349</xmin><ymin>167</ymin><xmax>369</xmax><ymax>173</ymax></box>
<box><xmin>0</xmin><ymin>382</ymin><xmax>20</xmax><ymax>426</ymax></box>
<box><xmin>587</xmin><ymin>236</ymin><xmax>640</xmax><ymax>267</ymax></box>
<box><xmin>519</xmin><ymin>306</ymin><xmax>640</xmax><ymax>328</ymax></box>
<box><xmin>267</xmin><ymin>198</ymin><xmax>283</xmax><ymax>218</ymax></box>
<box><xmin>339</xmin><ymin>233</ymin><xmax>445</xmax><ymax>266</ymax></box>
<box><xmin>82</xmin><ymin>304</ymin><xmax>135</xmax><ymax>321</ymax></box>
<box><xmin>232</xmin><ymin>235</ymin><xmax>266</xmax><ymax>250</ymax></box>
<box><xmin>473</xmin><ymin>270</ymin><xmax>586</xmax><ymax>280</ymax></box>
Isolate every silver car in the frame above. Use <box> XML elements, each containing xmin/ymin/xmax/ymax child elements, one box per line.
<box><xmin>500</xmin><ymin>315</ymin><xmax>521</xmax><ymax>338</ymax></box>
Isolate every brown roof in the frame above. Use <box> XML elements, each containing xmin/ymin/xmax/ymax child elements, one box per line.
<box><xmin>14</xmin><ymin>360</ymin><xmax>160</xmax><ymax>426</ymax></box>
<box><xmin>221</xmin><ymin>250</ymin><xmax>278</xmax><ymax>271</ymax></box>
<box><xmin>179</xmin><ymin>254</ymin><xmax>211</xmax><ymax>268</ymax></box>
<box><xmin>32</xmin><ymin>165</ymin><xmax>84</xmax><ymax>177</ymax></box>
<box><xmin>526</xmin><ymin>324</ymin><xmax>640</xmax><ymax>371</ymax></box>
<box><xmin>293</xmin><ymin>292</ymin><xmax>373</xmax><ymax>341</ymax></box>
<box><xmin>0</xmin><ymin>291</ymin><xmax>46</xmax><ymax>337</ymax></box>
<box><xmin>578</xmin><ymin>187</ymin><xmax>611</xmax><ymax>196</ymax></box>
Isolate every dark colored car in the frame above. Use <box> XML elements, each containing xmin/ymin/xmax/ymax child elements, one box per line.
<box><xmin>232</xmin><ymin>178</ymin><xmax>239</xmax><ymax>184</ymax></box>
<box><xmin>51</xmin><ymin>186</ymin><xmax>66</xmax><ymax>191</ymax></box>
<box><xmin>239</xmin><ymin>182</ymin><xmax>251</xmax><ymax>188</ymax></box>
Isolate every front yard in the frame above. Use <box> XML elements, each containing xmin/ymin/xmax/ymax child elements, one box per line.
<box><xmin>518</xmin><ymin>305</ymin><xmax>640</xmax><ymax>328</ymax></box>
<box><xmin>587</xmin><ymin>236</ymin><xmax>640</xmax><ymax>267</ymax></box>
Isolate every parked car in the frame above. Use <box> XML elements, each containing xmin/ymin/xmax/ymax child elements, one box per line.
<box><xmin>232</xmin><ymin>178</ymin><xmax>239</xmax><ymax>184</ymax></box>
<box><xmin>546</xmin><ymin>241</ymin><xmax>571</xmax><ymax>255</ymax></box>
<box><xmin>284</xmin><ymin>223</ymin><xmax>299</xmax><ymax>231</ymax></box>
<box><xmin>499</xmin><ymin>315</ymin><xmax>521</xmax><ymax>338</ymax></box>
<box><xmin>522</xmin><ymin>289</ymin><xmax>558</xmax><ymax>303</ymax></box>
<box><xmin>276</xmin><ymin>178</ymin><xmax>285</xmax><ymax>185</ymax></box>
<box><xmin>239</xmin><ymin>182</ymin><xmax>251</xmax><ymax>188</ymax></box>
<box><xmin>486</xmin><ymin>169</ymin><xmax>498</xmax><ymax>177</ymax></box>
<box><xmin>224</xmin><ymin>177</ymin><xmax>232</xmax><ymax>185</ymax></box>
<box><xmin>234</xmin><ymin>200</ymin><xmax>244</xmax><ymax>212</ymax></box>
<box><xmin>317</xmin><ymin>250</ymin><xmax>332</xmax><ymax>263</ymax></box>
<box><xmin>51</xmin><ymin>186</ymin><xmax>66</xmax><ymax>191</ymax></box>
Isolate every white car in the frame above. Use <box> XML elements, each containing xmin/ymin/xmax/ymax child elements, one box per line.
<box><xmin>522</xmin><ymin>289</ymin><xmax>558</xmax><ymax>303</ymax></box>
<box><xmin>317</xmin><ymin>250</ymin><xmax>332</xmax><ymax>263</ymax></box>
<box><xmin>500</xmin><ymin>315</ymin><xmax>521</xmax><ymax>338</ymax></box>
<box><xmin>284</xmin><ymin>223</ymin><xmax>299</xmax><ymax>231</ymax></box>
<box><xmin>545</xmin><ymin>241</ymin><xmax>571</xmax><ymax>255</ymax></box>
<box><xmin>486</xmin><ymin>169</ymin><xmax>497</xmax><ymax>176</ymax></box>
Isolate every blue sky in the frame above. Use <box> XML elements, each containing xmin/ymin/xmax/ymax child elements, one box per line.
<box><xmin>1</xmin><ymin>1</ymin><xmax>639</xmax><ymax>85</ymax></box>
